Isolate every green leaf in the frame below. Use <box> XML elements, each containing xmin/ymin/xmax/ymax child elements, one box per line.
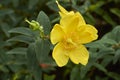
<box><xmin>27</xmin><ymin>43</ymin><xmax>42</xmax><ymax>80</ymax></box>
<box><xmin>97</xmin><ymin>48</ymin><xmax>114</xmax><ymax>59</ymax></box>
<box><xmin>44</xmin><ymin>74</ymin><xmax>55</xmax><ymax>80</ymax></box>
<box><xmin>113</xmin><ymin>49</ymin><xmax>120</xmax><ymax>64</ymax></box>
<box><xmin>101</xmin><ymin>55</ymin><xmax>113</xmax><ymax>67</ymax></box>
<box><xmin>36</xmin><ymin>11</ymin><xmax>51</xmax><ymax>35</ymax></box>
<box><xmin>89</xmin><ymin>1</ymin><xmax>105</xmax><ymax>11</ymax></box>
<box><xmin>86</xmin><ymin>40</ymin><xmax>105</xmax><ymax>49</ymax></box>
<box><xmin>94</xmin><ymin>8</ymin><xmax>117</xmax><ymax>26</ymax></box>
<box><xmin>0</xmin><ymin>9</ymin><xmax>14</xmax><ymax>16</ymax></box>
<box><xmin>1</xmin><ymin>23</ymin><xmax>10</xmax><ymax>37</ymax></box>
<box><xmin>80</xmin><ymin>53</ymin><xmax>96</xmax><ymax>79</ymax></box>
<box><xmin>72</xmin><ymin>0</ymin><xmax>91</xmax><ymax>14</ymax></box>
<box><xmin>107</xmin><ymin>72</ymin><xmax>120</xmax><ymax>80</ymax></box>
<box><xmin>12</xmin><ymin>0</ymin><xmax>19</xmax><ymax>7</ymax></box>
<box><xmin>103</xmin><ymin>13</ymin><xmax>116</xmax><ymax>26</ymax></box>
<box><xmin>101</xmin><ymin>25</ymin><xmax>120</xmax><ymax>44</ymax></box>
<box><xmin>80</xmin><ymin>64</ymin><xmax>92</xmax><ymax>79</ymax></box>
<box><xmin>110</xmin><ymin>8</ymin><xmax>120</xmax><ymax>18</ymax></box>
<box><xmin>28</xmin><ymin>0</ymin><xmax>39</xmax><ymax>9</ymax></box>
<box><xmin>84</xmin><ymin>12</ymin><xmax>96</xmax><ymax>25</ymax></box>
<box><xmin>6</xmin><ymin>47</ymin><xmax>27</xmax><ymax>55</ymax></box>
<box><xmin>46</xmin><ymin>1</ymin><xmax>58</xmax><ymax>12</ymax></box>
<box><xmin>0</xmin><ymin>65</ymin><xmax>9</xmax><ymax>73</ymax></box>
<box><xmin>111</xmin><ymin>25</ymin><xmax>120</xmax><ymax>42</ymax></box>
<box><xmin>70</xmin><ymin>65</ymin><xmax>81</xmax><ymax>80</ymax></box>
<box><xmin>86</xmin><ymin>38</ymin><xmax>117</xmax><ymax>51</ymax></box>
<box><xmin>0</xmin><ymin>50</ymin><xmax>9</xmax><ymax>64</ymax></box>
<box><xmin>101</xmin><ymin>25</ymin><xmax>120</xmax><ymax>42</ymax></box>
<box><xmin>25</xmin><ymin>75</ymin><xmax>33</xmax><ymax>80</ymax></box>
<box><xmin>100</xmin><ymin>38</ymin><xmax>117</xmax><ymax>45</ymax></box>
<box><xmin>93</xmin><ymin>63</ymin><xmax>107</xmax><ymax>73</ymax></box>
<box><xmin>71</xmin><ymin>0</ymin><xmax>77</xmax><ymax>5</ymax></box>
<box><xmin>35</xmin><ymin>38</ymin><xmax>52</xmax><ymax>64</ymax></box>
<box><xmin>8</xmin><ymin>27</ymin><xmax>35</xmax><ymax>37</ymax></box>
<box><xmin>7</xmin><ymin>35</ymin><xmax>35</xmax><ymax>44</ymax></box>
<box><xmin>9</xmin><ymin>55</ymin><xmax>27</xmax><ymax>65</ymax></box>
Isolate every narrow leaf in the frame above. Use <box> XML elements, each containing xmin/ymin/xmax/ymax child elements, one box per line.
<box><xmin>93</xmin><ymin>63</ymin><xmax>107</xmax><ymax>73</ymax></box>
<box><xmin>110</xmin><ymin>8</ymin><xmax>120</xmax><ymax>18</ymax></box>
<box><xmin>36</xmin><ymin>11</ymin><xmax>51</xmax><ymax>35</ymax></box>
<box><xmin>7</xmin><ymin>35</ymin><xmax>34</xmax><ymax>44</ymax></box>
<box><xmin>27</xmin><ymin>43</ymin><xmax>42</xmax><ymax>80</ymax></box>
<box><xmin>6</xmin><ymin>47</ymin><xmax>27</xmax><ymax>55</ymax></box>
<box><xmin>8</xmin><ymin>27</ymin><xmax>35</xmax><ymax>37</ymax></box>
<box><xmin>35</xmin><ymin>38</ymin><xmax>51</xmax><ymax>64</ymax></box>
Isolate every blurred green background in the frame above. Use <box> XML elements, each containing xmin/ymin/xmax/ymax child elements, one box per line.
<box><xmin>0</xmin><ymin>0</ymin><xmax>120</xmax><ymax>80</ymax></box>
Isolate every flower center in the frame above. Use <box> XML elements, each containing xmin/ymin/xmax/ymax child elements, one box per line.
<box><xmin>63</xmin><ymin>38</ymin><xmax>77</xmax><ymax>50</ymax></box>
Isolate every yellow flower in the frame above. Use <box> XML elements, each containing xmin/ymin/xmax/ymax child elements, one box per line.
<box><xmin>50</xmin><ymin>1</ymin><xmax>98</xmax><ymax>67</ymax></box>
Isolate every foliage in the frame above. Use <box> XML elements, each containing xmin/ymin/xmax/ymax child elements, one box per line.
<box><xmin>0</xmin><ymin>0</ymin><xmax>120</xmax><ymax>80</ymax></box>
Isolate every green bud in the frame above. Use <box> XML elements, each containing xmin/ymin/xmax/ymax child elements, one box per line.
<box><xmin>25</xmin><ymin>19</ymin><xmax>40</xmax><ymax>30</ymax></box>
<box><xmin>25</xmin><ymin>19</ymin><xmax>45</xmax><ymax>38</ymax></box>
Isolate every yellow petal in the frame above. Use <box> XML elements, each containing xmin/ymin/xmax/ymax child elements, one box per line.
<box><xmin>74</xmin><ymin>24</ymin><xmax>98</xmax><ymax>44</ymax></box>
<box><xmin>75</xmin><ymin>12</ymin><xmax>86</xmax><ymax>25</ymax></box>
<box><xmin>52</xmin><ymin>42</ymin><xmax>69</xmax><ymax>67</ymax></box>
<box><xmin>60</xmin><ymin>14</ymin><xmax>80</xmax><ymax>34</ymax></box>
<box><xmin>69</xmin><ymin>45</ymin><xmax>89</xmax><ymax>65</ymax></box>
<box><xmin>50</xmin><ymin>24</ymin><xmax>65</xmax><ymax>44</ymax></box>
<box><xmin>56</xmin><ymin>1</ymin><xmax>68</xmax><ymax>17</ymax></box>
